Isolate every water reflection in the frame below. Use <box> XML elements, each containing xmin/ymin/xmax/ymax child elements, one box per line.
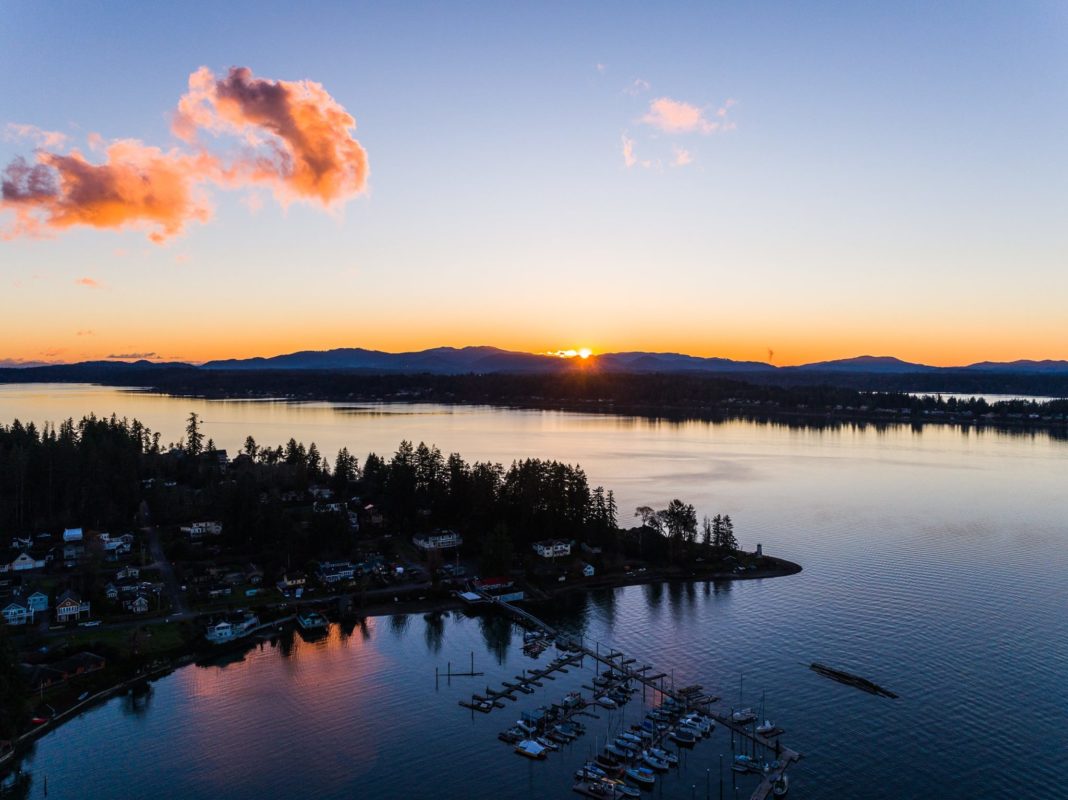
<box><xmin>423</xmin><ymin>612</ymin><xmax>445</xmax><ymax>654</ymax></box>
<box><xmin>478</xmin><ymin>613</ymin><xmax>512</xmax><ymax>664</ymax></box>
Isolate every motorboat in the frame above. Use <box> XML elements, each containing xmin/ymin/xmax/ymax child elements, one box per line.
<box><xmin>296</xmin><ymin>610</ymin><xmax>328</xmax><ymax>630</ymax></box>
<box><xmin>516</xmin><ymin>719</ymin><xmax>537</xmax><ymax>735</ymax></box>
<box><xmin>597</xmin><ymin>696</ymin><xmax>618</xmax><ymax>709</ymax></box>
<box><xmin>572</xmin><ymin>779</ymin><xmax>616</xmax><ymax>798</ymax></box>
<box><xmin>515</xmin><ymin>739</ymin><xmax>549</xmax><ymax>760</ymax></box>
<box><xmin>624</xmin><ymin>766</ymin><xmax>656</xmax><ymax>787</ymax></box>
<box><xmin>536</xmin><ymin>735</ymin><xmax>560</xmax><ymax>751</ymax></box>
<box><xmin>756</xmin><ymin>719</ymin><xmax>776</xmax><ymax>736</ymax></box>
<box><xmin>772</xmin><ymin>774</ymin><xmax>789</xmax><ymax>796</ymax></box>
<box><xmin>595</xmin><ymin>754</ymin><xmax>621</xmax><ymax>771</ymax></box>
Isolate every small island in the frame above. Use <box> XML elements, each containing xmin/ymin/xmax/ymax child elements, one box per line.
<box><xmin>0</xmin><ymin>412</ymin><xmax>798</xmax><ymax>763</ymax></box>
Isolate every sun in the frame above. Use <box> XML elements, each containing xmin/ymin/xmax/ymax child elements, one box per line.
<box><xmin>548</xmin><ymin>347</ymin><xmax>595</xmax><ymax>359</ymax></box>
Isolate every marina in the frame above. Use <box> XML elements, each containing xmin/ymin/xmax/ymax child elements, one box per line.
<box><xmin>466</xmin><ymin>592</ymin><xmax>803</xmax><ymax>799</ymax></box>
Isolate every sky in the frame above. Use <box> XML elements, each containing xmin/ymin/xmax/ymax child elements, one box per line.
<box><xmin>2</xmin><ymin>1</ymin><xmax>1067</xmax><ymax>367</ymax></box>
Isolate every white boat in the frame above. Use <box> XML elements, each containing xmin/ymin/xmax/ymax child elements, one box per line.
<box><xmin>641</xmin><ymin>751</ymin><xmax>669</xmax><ymax>771</ymax></box>
<box><xmin>536</xmin><ymin>735</ymin><xmax>559</xmax><ymax>751</ymax></box>
<box><xmin>732</xmin><ymin>708</ymin><xmax>757</xmax><ymax>724</ymax></box>
<box><xmin>515</xmin><ymin>739</ymin><xmax>549</xmax><ymax>760</ymax></box>
<box><xmin>773</xmin><ymin>774</ymin><xmax>789</xmax><ymax>796</ymax></box>
<box><xmin>648</xmin><ymin>747</ymin><xmax>678</xmax><ymax>766</ymax></box>
<box><xmin>296</xmin><ymin>610</ymin><xmax>328</xmax><ymax>630</ymax></box>
<box><xmin>669</xmin><ymin>729</ymin><xmax>696</xmax><ymax>746</ymax></box>
<box><xmin>597</xmin><ymin>696</ymin><xmax>618</xmax><ymax>709</ymax></box>
<box><xmin>756</xmin><ymin>719</ymin><xmax>776</xmax><ymax>735</ymax></box>
<box><xmin>516</xmin><ymin>719</ymin><xmax>537</xmax><ymax>735</ymax></box>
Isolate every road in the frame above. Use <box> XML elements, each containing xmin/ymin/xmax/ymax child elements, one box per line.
<box><xmin>144</xmin><ymin>526</ymin><xmax>188</xmax><ymax>617</ymax></box>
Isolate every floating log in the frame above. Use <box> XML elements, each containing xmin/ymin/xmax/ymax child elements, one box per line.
<box><xmin>810</xmin><ymin>662</ymin><xmax>898</xmax><ymax>699</ymax></box>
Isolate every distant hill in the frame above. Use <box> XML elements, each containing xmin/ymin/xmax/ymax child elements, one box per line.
<box><xmin>793</xmin><ymin>355</ymin><xmax>936</xmax><ymax>373</ymax></box>
<box><xmin>202</xmin><ymin>346</ymin><xmax>778</xmax><ymax>374</ymax></box>
<box><xmin>964</xmin><ymin>359</ymin><xmax>1068</xmax><ymax>374</ymax></box>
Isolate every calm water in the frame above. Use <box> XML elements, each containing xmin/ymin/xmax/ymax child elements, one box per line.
<box><xmin>3</xmin><ymin>384</ymin><xmax>1067</xmax><ymax>799</ymax></box>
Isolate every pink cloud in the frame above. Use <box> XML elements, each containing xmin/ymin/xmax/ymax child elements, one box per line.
<box><xmin>2</xmin><ymin>142</ymin><xmax>217</xmax><ymax>243</ymax></box>
<box><xmin>1</xmin><ymin>66</ymin><xmax>369</xmax><ymax>244</ymax></box>
<box><xmin>173</xmin><ymin>66</ymin><xmax>368</xmax><ymax>206</ymax></box>
<box><xmin>621</xmin><ymin>134</ymin><xmax>637</xmax><ymax>168</ymax></box>
<box><xmin>640</xmin><ymin>97</ymin><xmax>735</xmax><ymax>135</ymax></box>
<box><xmin>672</xmin><ymin>147</ymin><xmax>693</xmax><ymax>167</ymax></box>
<box><xmin>74</xmin><ymin>276</ymin><xmax>101</xmax><ymax>288</ymax></box>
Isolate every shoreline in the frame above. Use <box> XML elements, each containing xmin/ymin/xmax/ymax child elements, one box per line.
<box><xmin>0</xmin><ymin>559</ymin><xmax>800</xmax><ymax>775</ymax></box>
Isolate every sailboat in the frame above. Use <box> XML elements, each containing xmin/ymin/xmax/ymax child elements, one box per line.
<box><xmin>756</xmin><ymin>691</ymin><xmax>776</xmax><ymax>735</ymax></box>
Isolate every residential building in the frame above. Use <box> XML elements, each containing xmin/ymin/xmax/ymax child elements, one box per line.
<box><xmin>55</xmin><ymin>589</ymin><xmax>91</xmax><ymax>623</ymax></box>
<box><xmin>532</xmin><ymin>539</ymin><xmax>572</xmax><ymax>558</ymax></box>
<box><xmin>63</xmin><ymin>527</ymin><xmax>84</xmax><ymax>542</ymax></box>
<box><xmin>180</xmin><ymin>521</ymin><xmax>223</xmax><ymax>539</ymax></box>
<box><xmin>412</xmin><ymin>530</ymin><xmax>463</xmax><ymax>551</ymax></box>
<box><xmin>581</xmin><ymin>562</ymin><xmax>596</xmax><ymax>578</ymax></box>
<box><xmin>27</xmin><ymin>591</ymin><xmax>48</xmax><ymax>613</ymax></box>
<box><xmin>2</xmin><ymin>600</ymin><xmax>32</xmax><ymax>626</ymax></box>
<box><xmin>317</xmin><ymin>561</ymin><xmax>356</xmax><ymax>584</ymax></box>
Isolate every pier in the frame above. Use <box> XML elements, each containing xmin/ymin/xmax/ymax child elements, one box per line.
<box><xmin>475</xmin><ymin>591</ymin><xmax>804</xmax><ymax>799</ymax></box>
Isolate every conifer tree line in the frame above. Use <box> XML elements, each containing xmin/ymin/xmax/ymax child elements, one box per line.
<box><xmin>0</xmin><ymin>413</ymin><xmax>739</xmax><ymax>565</ymax></box>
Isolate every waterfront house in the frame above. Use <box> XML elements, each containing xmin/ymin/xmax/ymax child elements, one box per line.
<box><xmin>116</xmin><ymin>565</ymin><xmax>140</xmax><ymax>581</ymax></box>
<box><xmin>276</xmin><ymin>573</ymin><xmax>306</xmax><ymax>598</ymax></box>
<box><xmin>63</xmin><ymin>527</ymin><xmax>83</xmax><ymax>542</ymax></box>
<box><xmin>412</xmin><ymin>529</ymin><xmax>463</xmax><ymax>551</ymax></box>
<box><xmin>55</xmin><ymin>589</ymin><xmax>91</xmax><ymax>623</ymax></box>
<box><xmin>27</xmin><ymin>591</ymin><xmax>48</xmax><ymax>613</ymax></box>
<box><xmin>205</xmin><ymin>612</ymin><xmax>260</xmax><ymax>643</ymax></box>
<box><xmin>104</xmin><ymin>582</ymin><xmax>120</xmax><ymax>601</ymax></box>
<box><xmin>532</xmin><ymin>539</ymin><xmax>572</xmax><ymax>558</ymax></box>
<box><xmin>317</xmin><ymin>561</ymin><xmax>356</xmax><ymax>584</ymax></box>
<box><xmin>2</xmin><ymin>599</ymin><xmax>32</xmax><ymax>626</ymax></box>
<box><xmin>581</xmin><ymin>562</ymin><xmax>596</xmax><ymax>578</ymax></box>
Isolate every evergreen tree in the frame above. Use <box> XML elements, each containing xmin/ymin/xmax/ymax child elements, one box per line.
<box><xmin>185</xmin><ymin>412</ymin><xmax>204</xmax><ymax>456</ymax></box>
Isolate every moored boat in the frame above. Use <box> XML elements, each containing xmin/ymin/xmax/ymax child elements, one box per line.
<box><xmin>296</xmin><ymin>610</ymin><xmax>328</xmax><ymax>630</ymax></box>
<box><xmin>773</xmin><ymin>774</ymin><xmax>789</xmax><ymax>796</ymax></box>
<box><xmin>669</xmin><ymin>728</ymin><xmax>696</xmax><ymax>746</ymax></box>
<box><xmin>515</xmin><ymin>739</ymin><xmax>549</xmax><ymax>759</ymax></box>
<box><xmin>641</xmin><ymin>751</ymin><xmax>669</xmax><ymax>771</ymax></box>
<box><xmin>625</xmin><ymin>766</ymin><xmax>656</xmax><ymax>787</ymax></box>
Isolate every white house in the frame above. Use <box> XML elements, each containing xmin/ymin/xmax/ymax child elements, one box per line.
<box><xmin>11</xmin><ymin>552</ymin><xmax>44</xmax><ymax>572</ymax></box>
<box><xmin>180</xmin><ymin>521</ymin><xmax>223</xmax><ymax>539</ymax></box>
<box><xmin>317</xmin><ymin>561</ymin><xmax>356</xmax><ymax>584</ymax></box>
<box><xmin>63</xmin><ymin>527</ymin><xmax>83</xmax><ymax>542</ymax></box>
<box><xmin>581</xmin><ymin>562</ymin><xmax>596</xmax><ymax>578</ymax></box>
<box><xmin>532</xmin><ymin>540</ymin><xmax>572</xmax><ymax>558</ymax></box>
<box><xmin>412</xmin><ymin>530</ymin><xmax>463</xmax><ymax>551</ymax></box>
<box><xmin>124</xmin><ymin>595</ymin><xmax>150</xmax><ymax>614</ymax></box>
<box><xmin>2</xmin><ymin>600</ymin><xmax>32</xmax><ymax>626</ymax></box>
<box><xmin>206</xmin><ymin>612</ymin><xmax>260</xmax><ymax>643</ymax></box>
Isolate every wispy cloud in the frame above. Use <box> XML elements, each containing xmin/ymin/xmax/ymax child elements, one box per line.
<box><xmin>107</xmin><ymin>351</ymin><xmax>157</xmax><ymax>360</ymax></box>
<box><xmin>621</xmin><ymin>134</ymin><xmax>638</xmax><ymax>169</ymax></box>
<box><xmin>596</xmin><ymin>63</ymin><xmax>607</xmax><ymax>74</ymax></box>
<box><xmin>1</xmin><ymin>66</ymin><xmax>369</xmax><ymax>243</ymax></box>
<box><xmin>672</xmin><ymin>146</ymin><xmax>693</xmax><ymax>167</ymax></box>
<box><xmin>76</xmin><ymin>329</ymin><xmax>94</xmax><ymax>336</ymax></box>
<box><xmin>624</xmin><ymin>79</ymin><xmax>651</xmax><ymax>96</ymax></box>
<box><xmin>640</xmin><ymin>97</ymin><xmax>735</xmax><ymax>135</ymax></box>
<box><xmin>5</xmin><ymin>123</ymin><xmax>68</xmax><ymax>150</ymax></box>
<box><xmin>74</xmin><ymin>276</ymin><xmax>102</xmax><ymax>289</ymax></box>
